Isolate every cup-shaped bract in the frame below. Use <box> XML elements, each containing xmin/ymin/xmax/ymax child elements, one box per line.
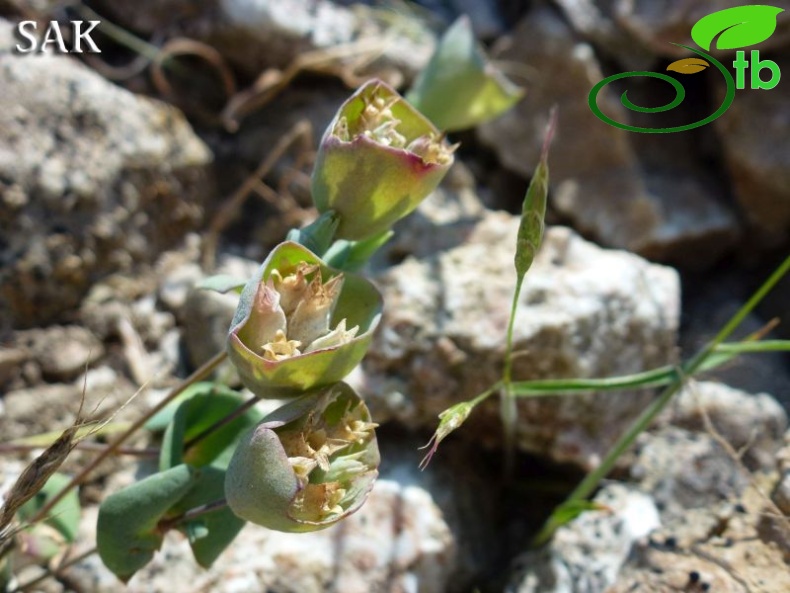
<box><xmin>406</xmin><ymin>17</ymin><xmax>524</xmax><ymax>132</ymax></box>
<box><xmin>311</xmin><ymin>79</ymin><xmax>456</xmax><ymax>241</ymax></box>
<box><xmin>224</xmin><ymin>384</ymin><xmax>380</xmax><ymax>532</ymax></box>
<box><xmin>227</xmin><ymin>242</ymin><xmax>382</xmax><ymax>397</ymax></box>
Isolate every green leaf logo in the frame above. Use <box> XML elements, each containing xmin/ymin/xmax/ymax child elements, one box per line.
<box><xmin>691</xmin><ymin>5</ymin><xmax>785</xmax><ymax>50</ymax></box>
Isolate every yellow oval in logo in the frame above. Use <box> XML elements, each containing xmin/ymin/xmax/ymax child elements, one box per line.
<box><xmin>666</xmin><ymin>57</ymin><xmax>711</xmax><ymax>74</ymax></box>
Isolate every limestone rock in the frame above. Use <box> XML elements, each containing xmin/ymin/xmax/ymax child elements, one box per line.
<box><xmin>611</xmin><ymin>476</ymin><xmax>790</xmax><ymax>593</ymax></box>
<box><xmin>0</xmin><ymin>19</ymin><xmax>213</xmax><ymax>328</ymax></box>
<box><xmin>14</xmin><ymin>325</ymin><xmax>104</xmax><ymax>381</ymax></box>
<box><xmin>509</xmin><ymin>484</ymin><xmax>660</xmax><ymax>593</ymax></box>
<box><xmin>667</xmin><ymin>381</ymin><xmax>787</xmax><ymax>471</ymax></box>
<box><xmin>179</xmin><ymin>254</ymin><xmax>258</xmax><ymax>371</ymax></box>
<box><xmin>629</xmin><ymin>427</ymin><xmax>749</xmax><ymax>517</ymax></box>
<box><xmin>359</xmin><ymin>213</ymin><xmax>681</xmax><ymax>469</ymax></box>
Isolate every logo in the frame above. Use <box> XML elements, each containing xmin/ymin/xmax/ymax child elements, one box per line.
<box><xmin>14</xmin><ymin>20</ymin><xmax>101</xmax><ymax>54</ymax></box>
<box><xmin>588</xmin><ymin>5</ymin><xmax>784</xmax><ymax>133</ymax></box>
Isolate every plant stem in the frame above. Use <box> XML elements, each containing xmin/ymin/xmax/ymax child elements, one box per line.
<box><xmin>534</xmin><ymin>253</ymin><xmax>790</xmax><ymax>545</ymax></box>
<box><xmin>157</xmin><ymin>498</ymin><xmax>228</xmax><ymax>532</ymax></box>
<box><xmin>75</xmin><ymin>5</ymin><xmax>167</xmax><ymax>65</ymax></box>
<box><xmin>30</xmin><ymin>352</ymin><xmax>227</xmax><ymax>526</ymax></box>
<box><xmin>9</xmin><ymin>546</ymin><xmax>97</xmax><ymax>593</ymax></box>
<box><xmin>500</xmin><ymin>275</ymin><xmax>525</xmax><ymax>475</ymax></box>
<box><xmin>0</xmin><ymin>442</ymin><xmax>158</xmax><ymax>458</ymax></box>
<box><xmin>502</xmin><ymin>276</ymin><xmax>523</xmax><ymax>387</ymax></box>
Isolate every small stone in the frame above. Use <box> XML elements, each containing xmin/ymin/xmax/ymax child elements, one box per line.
<box><xmin>668</xmin><ymin>381</ymin><xmax>787</xmax><ymax>470</ymax></box>
<box><xmin>629</xmin><ymin>427</ymin><xmax>749</xmax><ymax>517</ymax></box>
<box><xmin>15</xmin><ymin>326</ymin><xmax>104</xmax><ymax>381</ymax></box>
<box><xmin>0</xmin><ymin>346</ymin><xmax>28</xmax><ymax>388</ymax></box>
<box><xmin>180</xmin><ymin>254</ymin><xmax>258</xmax><ymax>371</ymax></box>
<box><xmin>158</xmin><ymin>262</ymin><xmax>204</xmax><ymax>314</ymax></box>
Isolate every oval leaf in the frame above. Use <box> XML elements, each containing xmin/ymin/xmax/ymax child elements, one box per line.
<box><xmin>97</xmin><ymin>465</ymin><xmax>197</xmax><ymax>582</ymax></box>
<box><xmin>667</xmin><ymin>57</ymin><xmax>710</xmax><ymax>74</ymax></box>
<box><xmin>691</xmin><ymin>5</ymin><xmax>785</xmax><ymax>50</ymax></box>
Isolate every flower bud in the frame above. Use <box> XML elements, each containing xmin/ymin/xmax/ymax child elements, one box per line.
<box><xmin>224</xmin><ymin>384</ymin><xmax>379</xmax><ymax>532</ymax></box>
<box><xmin>227</xmin><ymin>241</ymin><xmax>382</xmax><ymax>397</ymax></box>
<box><xmin>311</xmin><ymin>79</ymin><xmax>456</xmax><ymax>241</ymax></box>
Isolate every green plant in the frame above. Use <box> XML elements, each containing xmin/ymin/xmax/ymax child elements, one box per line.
<box><xmin>2</xmin><ymin>11</ymin><xmax>788</xmax><ymax>590</ymax></box>
<box><xmin>0</xmin><ymin>17</ymin><xmax>526</xmax><ymax>587</ymax></box>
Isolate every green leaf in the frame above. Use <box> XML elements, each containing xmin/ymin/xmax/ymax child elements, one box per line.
<box><xmin>145</xmin><ymin>382</ymin><xmax>239</xmax><ymax>433</ymax></box>
<box><xmin>691</xmin><ymin>5</ymin><xmax>785</xmax><ymax>50</ymax></box>
<box><xmin>159</xmin><ymin>390</ymin><xmax>264</xmax><ymax>471</ymax></box>
<box><xmin>286</xmin><ymin>211</ymin><xmax>340</xmax><ymax>257</ymax></box>
<box><xmin>196</xmin><ymin>275</ymin><xmax>247</xmax><ymax>294</ymax></box>
<box><xmin>534</xmin><ymin>500</ymin><xmax>608</xmax><ymax>546</ymax></box>
<box><xmin>172</xmin><ymin>466</ymin><xmax>244</xmax><ymax>568</ymax></box>
<box><xmin>407</xmin><ymin>16</ymin><xmax>524</xmax><ymax>131</ymax></box>
<box><xmin>323</xmin><ymin>230</ymin><xmax>394</xmax><ymax>272</ymax></box>
<box><xmin>97</xmin><ymin>465</ymin><xmax>197</xmax><ymax>582</ymax></box>
<box><xmin>17</xmin><ymin>473</ymin><xmax>80</xmax><ymax>543</ymax></box>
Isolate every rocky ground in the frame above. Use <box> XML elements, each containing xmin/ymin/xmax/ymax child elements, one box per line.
<box><xmin>1</xmin><ymin>0</ymin><xmax>789</xmax><ymax>592</ymax></box>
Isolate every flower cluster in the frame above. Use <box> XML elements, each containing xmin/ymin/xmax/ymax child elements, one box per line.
<box><xmin>224</xmin><ymin>81</ymin><xmax>455</xmax><ymax>534</ymax></box>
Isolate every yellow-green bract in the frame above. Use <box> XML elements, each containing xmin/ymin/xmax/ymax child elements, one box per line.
<box><xmin>311</xmin><ymin>79</ymin><xmax>455</xmax><ymax>241</ymax></box>
<box><xmin>224</xmin><ymin>385</ymin><xmax>379</xmax><ymax>532</ymax></box>
<box><xmin>227</xmin><ymin>241</ymin><xmax>382</xmax><ymax>397</ymax></box>
<box><xmin>406</xmin><ymin>17</ymin><xmax>523</xmax><ymax>132</ymax></box>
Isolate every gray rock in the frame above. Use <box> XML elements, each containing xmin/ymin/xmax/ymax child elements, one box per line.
<box><xmin>714</xmin><ymin>55</ymin><xmax>790</xmax><ymax>244</ymax></box>
<box><xmin>218</xmin><ymin>0</ymin><xmax>434</xmax><ymax>78</ymax></box>
<box><xmin>359</xmin><ymin>213</ymin><xmax>680</xmax><ymax>468</ymax></box>
<box><xmin>378</xmin><ymin>162</ymin><xmax>487</xmax><ymax>265</ymax></box>
<box><xmin>629</xmin><ymin>427</ymin><xmax>749</xmax><ymax>517</ymax></box>
<box><xmin>180</xmin><ymin>254</ymin><xmax>258</xmax><ymax>370</ymax></box>
<box><xmin>15</xmin><ymin>325</ymin><xmax>104</xmax><ymax>381</ymax></box>
<box><xmin>553</xmin><ymin>0</ymin><xmax>655</xmax><ymax>70</ymax></box>
<box><xmin>667</xmin><ymin>381</ymin><xmax>787</xmax><ymax>471</ymax></box>
<box><xmin>477</xmin><ymin>7</ymin><xmax>738</xmax><ymax>265</ymax></box>
<box><xmin>181</xmin><ymin>288</ymin><xmax>239</xmax><ymax>370</ymax></box>
<box><xmin>508</xmin><ymin>484</ymin><xmax>660</xmax><ymax>593</ymax></box>
<box><xmin>772</xmin><ymin>433</ymin><xmax>790</xmax><ymax>515</ymax></box>
<box><xmin>612</xmin><ymin>473</ymin><xmax>790</xmax><ymax>593</ymax></box>
<box><xmin>0</xmin><ymin>346</ymin><xmax>27</xmax><ymax>389</ymax></box>
<box><xmin>0</xmin><ymin>18</ymin><xmax>213</xmax><ymax>328</ymax></box>
<box><xmin>0</xmin><ymin>383</ymin><xmax>83</xmax><ymax>441</ymax></box>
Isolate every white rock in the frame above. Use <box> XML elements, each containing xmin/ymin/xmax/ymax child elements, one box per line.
<box><xmin>509</xmin><ymin>484</ymin><xmax>660</xmax><ymax>593</ymax></box>
<box><xmin>362</xmin><ymin>213</ymin><xmax>680</xmax><ymax>468</ymax></box>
